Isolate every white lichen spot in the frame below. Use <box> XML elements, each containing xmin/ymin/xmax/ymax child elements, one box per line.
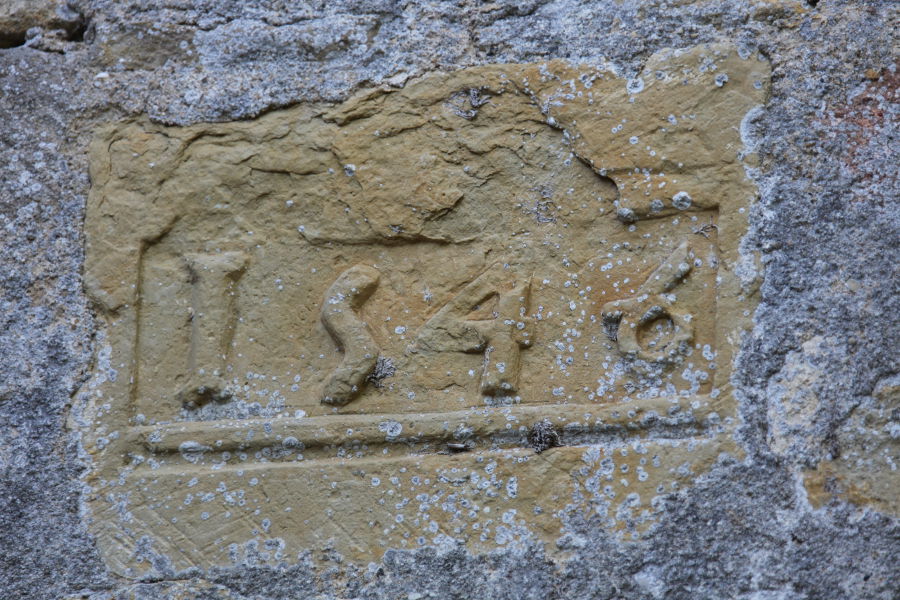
<box><xmin>626</xmin><ymin>77</ymin><xmax>645</xmax><ymax>94</ymax></box>
<box><xmin>378</xmin><ymin>420</ymin><xmax>403</xmax><ymax>439</ymax></box>
<box><xmin>672</xmin><ymin>191</ymin><xmax>692</xmax><ymax>210</ymax></box>
<box><xmin>506</xmin><ymin>477</ymin><xmax>518</xmax><ymax>498</ymax></box>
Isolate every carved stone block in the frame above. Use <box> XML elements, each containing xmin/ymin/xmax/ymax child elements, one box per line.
<box><xmin>75</xmin><ymin>43</ymin><xmax>770</xmax><ymax>576</ymax></box>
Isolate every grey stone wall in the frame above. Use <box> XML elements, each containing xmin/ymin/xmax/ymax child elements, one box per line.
<box><xmin>1</xmin><ymin>1</ymin><xmax>897</xmax><ymax>598</ymax></box>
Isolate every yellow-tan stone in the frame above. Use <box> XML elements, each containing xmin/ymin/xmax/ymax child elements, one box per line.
<box><xmin>74</xmin><ymin>43</ymin><xmax>770</xmax><ymax>576</ymax></box>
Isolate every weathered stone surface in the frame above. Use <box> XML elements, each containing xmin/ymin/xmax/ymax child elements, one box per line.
<box><xmin>803</xmin><ymin>374</ymin><xmax>900</xmax><ymax>516</ymax></box>
<box><xmin>1</xmin><ymin>1</ymin><xmax>898</xmax><ymax>599</ymax></box>
<box><xmin>75</xmin><ymin>46</ymin><xmax>768</xmax><ymax>575</ymax></box>
<box><xmin>0</xmin><ymin>0</ymin><xmax>84</xmax><ymax>49</ymax></box>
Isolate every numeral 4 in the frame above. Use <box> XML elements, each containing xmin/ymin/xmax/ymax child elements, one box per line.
<box><xmin>418</xmin><ymin>266</ymin><xmax>532</xmax><ymax>396</ymax></box>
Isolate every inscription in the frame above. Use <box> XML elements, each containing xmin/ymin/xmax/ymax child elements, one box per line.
<box><xmin>601</xmin><ymin>241</ymin><xmax>694</xmax><ymax>365</ymax></box>
<box><xmin>77</xmin><ymin>45</ymin><xmax>769</xmax><ymax>575</ymax></box>
<box><xmin>178</xmin><ymin>251</ymin><xmax>248</xmax><ymax>408</ymax></box>
<box><xmin>417</xmin><ymin>265</ymin><xmax>533</xmax><ymax>396</ymax></box>
<box><xmin>320</xmin><ymin>264</ymin><xmax>381</xmax><ymax>406</ymax></box>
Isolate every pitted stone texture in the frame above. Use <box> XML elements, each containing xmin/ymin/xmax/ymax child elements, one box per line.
<box><xmin>803</xmin><ymin>374</ymin><xmax>900</xmax><ymax>516</ymax></box>
<box><xmin>75</xmin><ymin>0</ymin><xmax>814</xmax><ymax>125</ymax></box>
<box><xmin>0</xmin><ymin>42</ymin><xmax>109</xmax><ymax>600</ymax></box>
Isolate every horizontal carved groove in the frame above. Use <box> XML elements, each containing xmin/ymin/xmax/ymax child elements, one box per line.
<box><xmin>128</xmin><ymin>394</ymin><xmax>723</xmax><ymax>456</ymax></box>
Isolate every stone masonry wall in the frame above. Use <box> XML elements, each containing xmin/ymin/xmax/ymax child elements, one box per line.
<box><xmin>0</xmin><ymin>1</ymin><xmax>897</xmax><ymax>599</ymax></box>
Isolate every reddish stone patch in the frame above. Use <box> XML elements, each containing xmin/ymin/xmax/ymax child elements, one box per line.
<box><xmin>827</xmin><ymin>64</ymin><xmax>898</xmax><ymax>195</ymax></box>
